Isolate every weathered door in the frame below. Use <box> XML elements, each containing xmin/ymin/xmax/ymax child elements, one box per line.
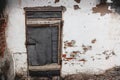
<box><xmin>27</xmin><ymin>26</ymin><xmax>59</xmax><ymax>66</ymax></box>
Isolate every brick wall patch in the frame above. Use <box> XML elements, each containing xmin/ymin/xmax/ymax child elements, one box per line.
<box><xmin>0</xmin><ymin>19</ymin><xmax>6</xmax><ymax>57</ymax></box>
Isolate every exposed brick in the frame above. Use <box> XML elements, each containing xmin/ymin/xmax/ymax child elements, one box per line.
<box><xmin>0</xmin><ymin>19</ymin><xmax>6</xmax><ymax>57</ymax></box>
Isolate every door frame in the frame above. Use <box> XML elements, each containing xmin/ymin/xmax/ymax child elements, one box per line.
<box><xmin>24</xmin><ymin>7</ymin><xmax>63</xmax><ymax>72</ymax></box>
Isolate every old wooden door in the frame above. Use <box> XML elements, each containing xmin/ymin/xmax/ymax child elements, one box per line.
<box><xmin>27</xmin><ymin>26</ymin><xmax>59</xmax><ymax>66</ymax></box>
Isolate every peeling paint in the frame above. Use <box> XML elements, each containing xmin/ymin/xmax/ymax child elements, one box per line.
<box><xmin>102</xmin><ymin>50</ymin><xmax>116</xmax><ymax>60</ymax></box>
<box><xmin>74</xmin><ymin>0</ymin><xmax>81</xmax><ymax>3</ymax></box>
<box><xmin>74</xmin><ymin>5</ymin><xmax>80</xmax><ymax>10</ymax></box>
<box><xmin>61</xmin><ymin>6</ymin><xmax>67</xmax><ymax>12</ymax></box>
<box><xmin>62</xmin><ymin>54</ymin><xmax>66</xmax><ymax>58</ymax></box>
<box><xmin>91</xmin><ymin>39</ymin><xmax>96</xmax><ymax>44</ymax></box>
<box><xmin>79</xmin><ymin>59</ymin><xmax>87</xmax><ymax>64</ymax></box>
<box><xmin>82</xmin><ymin>44</ymin><xmax>92</xmax><ymax>53</ymax></box>
<box><xmin>64</xmin><ymin>40</ymin><xmax>76</xmax><ymax>49</ymax></box>
<box><xmin>92</xmin><ymin>3</ymin><xmax>112</xmax><ymax>16</ymax></box>
<box><xmin>55</xmin><ymin>0</ymin><xmax>59</xmax><ymax>3</ymax></box>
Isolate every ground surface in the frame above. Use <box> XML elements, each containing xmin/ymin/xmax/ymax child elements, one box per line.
<box><xmin>63</xmin><ymin>66</ymin><xmax>120</xmax><ymax>80</ymax></box>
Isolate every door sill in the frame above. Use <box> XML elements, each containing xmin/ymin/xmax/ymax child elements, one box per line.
<box><xmin>29</xmin><ymin>63</ymin><xmax>61</xmax><ymax>71</ymax></box>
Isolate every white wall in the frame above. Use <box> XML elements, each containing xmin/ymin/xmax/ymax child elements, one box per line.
<box><xmin>5</xmin><ymin>0</ymin><xmax>120</xmax><ymax>77</ymax></box>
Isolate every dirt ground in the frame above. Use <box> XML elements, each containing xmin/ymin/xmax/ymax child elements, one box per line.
<box><xmin>63</xmin><ymin>66</ymin><xmax>120</xmax><ymax>80</ymax></box>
